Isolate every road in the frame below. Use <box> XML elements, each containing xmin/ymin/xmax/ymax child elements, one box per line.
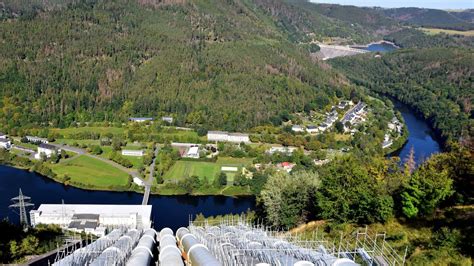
<box><xmin>142</xmin><ymin>144</ymin><xmax>159</xmax><ymax>205</ymax></box>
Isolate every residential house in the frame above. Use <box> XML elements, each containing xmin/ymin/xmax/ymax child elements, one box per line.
<box><xmin>121</xmin><ymin>149</ymin><xmax>144</xmax><ymax>157</ymax></box>
<box><xmin>291</xmin><ymin>125</ymin><xmax>305</xmax><ymax>133</ymax></box>
<box><xmin>0</xmin><ymin>138</ymin><xmax>12</xmax><ymax>150</ymax></box>
<box><xmin>306</xmin><ymin>125</ymin><xmax>319</xmax><ymax>134</ymax></box>
<box><xmin>0</xmin><ymin>132</ymin><xmax>6</xmax><ymax>139</ymax></box>
<box><xmin>184</xmin><ymin>146</ymin><xmax>200</xmax><ymax>159</ymax></box>
<box><xmin>26</xmin><ymin>136</ymin><xmax>48</xmax><ymax>144</ymax></box>
<box><xmin>129</xmin><ymin>117</ymin><xmax>154</xmax><ymax>123</ymax></box>
<box><xmin>35</xmin><ymin>143</ymin><xmax>60</xmax><ymax>159</ymax></box>
<box><xmin>267</xmin><ymin>146</ymin><xmax>297</xmax><ymax>155</ymax></box>
<box><xmin>161</xmin><ymin>116</ymin><xmax>174</xmax><ymax>124</ymax></box>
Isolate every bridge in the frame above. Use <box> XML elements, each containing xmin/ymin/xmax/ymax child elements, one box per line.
<box><xmin>142</xmin><ymin>145</ymin><xmax>159</xmax><ymax>205</ymax></box>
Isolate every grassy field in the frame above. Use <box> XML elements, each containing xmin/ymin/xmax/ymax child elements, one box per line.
<box><xmin>51</xmin><ymin>127</ymin><xmax>126</xmax><ymax>137</ymax></box>
<box><xmin>55</xmin><ymin>139</ymin><xmax>100</xmax><ymax>146</ymax></box>
<box><xmin>163</xmin><ymin>157</ymin><xmax>254</xmax><ymax>183</ymax></box>
<box><xmin>420</xmin><ymin>27</ymin><xmax>474</xmax><ymax>36</ymax></box>
<box><xmin>50</xmin><ymin>155</ymin><xmax>130</xmax><ymax>188</ymax></box>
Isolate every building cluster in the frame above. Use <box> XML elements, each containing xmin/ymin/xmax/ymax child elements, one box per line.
<box><xmin>30</xmin><ymin>204</ymin><xmax>152</xmax><ymax>237</ymax></box>
<box><xmin>266</xmin><ymin>146</ymin><xmax>297</xmax><ymax>155</ymax></box>
<box><xmin>341</xmin><ymin>102</ymin><xmax>367</xmax><ymax>133</ymax></box>
<box><xmin>207</xmin><ymin>131</ymin><xmax>250</xmax><ymax>143</ymax></box>
<box><xmin>382</xmin><ymin>117</ymin><xmax>403</xmax><ymax>149</ymax></box>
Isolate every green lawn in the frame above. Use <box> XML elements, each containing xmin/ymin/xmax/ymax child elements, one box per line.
<box><xmin>51</xmin><ymin>127</ymin><xmax>126</xmax><ymax>137</ymax></box>
<box><xmin>163</xmin><ymin>157</ymin><xmax>253</xmax><ymax>183</ymax></box>
<box><xmin>50</xmin><ymin>155</ymin><xmax>130</xmax><ymax>188</ymax></box>
<box><xmin>123</xmin><ymin>155</ymin><xmax>144</xmax><ymax>169</ymax></box>
<box><xmin>55</xmin><ymin>139</ymin><xmax>100</xmax><ymax>146</ymax></box>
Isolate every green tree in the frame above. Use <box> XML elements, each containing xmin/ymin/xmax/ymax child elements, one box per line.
<box><xmin>401</xmin><ymin>159</ymin><xmax>454</xmax><ymax>218</ymax></box>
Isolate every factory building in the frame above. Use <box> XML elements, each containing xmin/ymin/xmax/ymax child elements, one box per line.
<box><xmin>30</xmin><ymin>204</ymin><xmax>152</xmax><ymax>237</ymax></box>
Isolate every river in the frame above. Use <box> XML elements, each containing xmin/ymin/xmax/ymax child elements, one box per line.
<box><xmin>0</xmin><ymin>103</ymin><xmax>440</xmax><ymax>230</ymax></box>
<box><xmin>0</xmin><ymin>165</ymin><xmax>255</xmax><ymax>231</ymax></box>
<box><xmin>391</xmin><ymin>102</ymin><xmax>441</xmax><ymax>165</ymax></box>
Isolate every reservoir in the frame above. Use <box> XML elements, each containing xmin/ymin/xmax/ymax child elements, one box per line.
<box><xmin>0</xmin><ymin>165</ymin><xmax>255</xmax><ymax>231</ymax></box>
<box><xmin>364</xmin><ymin>42</ymin><xmax>398</xmax><ymax>52</ymax></box>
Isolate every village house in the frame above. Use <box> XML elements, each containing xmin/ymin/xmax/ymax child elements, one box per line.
<box><xmin>121</xmin><ymin>149</ymin><xmax>144</xmax><ymax>157</ymax></box>
<box><xmin>0</xmin><ymin>138</ymin><xmax>12</xmax><ymax>150</ymax></box>
<box><xmin>133</xmin><ymin>177</ymin><xmax>145</xmax><ymax>187</ymax></box>
<box><xmin>35</xmin><ymin>143</ymin><xmax>60</xmax><ymax>159</ymax></box>
<box><xmin>161</xmin><ymin>116</ymin><xmax>174</xmax><ymax>124</ymax></box>
<box><xmin>276</xmin><ymin>162</ymin><xmax>296</xmax><ymax>173</ymax></box>
<box><xmin>291</xmin><ymin>125</ymin><xmax>305</xmax><ymax>133</ymax></box>
<box><xmin>306</xmin><ymin>125</ymin><xmax>319</xmax><ymax>134</ymax></box>
<box><xmin>0</xmin><ymin>132</ymin><xmax>7</xmax><ymax>139</ymax></box>
<box><xmin>26</xmin><ymin>136</ymin><xmax>49</xmax><ymax>144</ymax></box>
<box><xmin>267</xmin><ymin>146</ymin><xmax>297</xmax><ymax>155</ymax></box>
<box><xmin>129</xmin><ymin>117</ymin><xmax>154</xmax><ymax>123</ymax></box>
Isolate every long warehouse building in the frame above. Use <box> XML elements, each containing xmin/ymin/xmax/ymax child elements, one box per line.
<box><xmin>30</xmin><ymin>204</ymin><xmax>152</xmax><ymax>237</ymax></box>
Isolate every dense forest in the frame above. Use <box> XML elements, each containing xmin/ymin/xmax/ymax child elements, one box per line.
<box><xmin>382</xmin><ymin>7</ymin><xmax>474</xmax><ymax>31</ymax></box>
<box><xmin>0</xmin><ymin>0</ymin><xmax>359</xmax><ymax>132</ymax></box>
<box><xmin>331</xmin><ymin>48</ymin><xmax>473</xmax><ymax>145</ymax></box>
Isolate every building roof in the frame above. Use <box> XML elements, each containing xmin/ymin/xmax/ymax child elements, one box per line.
<box><xmin>208</xmin><ymin>131</ymin><xmax>229</xmax><ymax>134</ymax></box>
<box><xmin>307</xmin><ymin>125</ymin><xmax>318</xmax><ymax>129</ymax></box>
<box><xmin>129</xmin><ymin>117</ymin><xmax>154</xmax><ymax>121</ymax></box>
<box><xmin>68</xmin><ymin>220</ymin><xmax>99</xmax><ymax>230</ymax></box>
<box><xmin>39</xmin><ymin>143</ymin><xmax>57</xmax><ymax>150</ymax></box>
<box><xmin>0</xmin><ymin>138</ymin><xmax>10</xmax><ymax>143</ymax></box>
<box><xmin>228</xmin><ymin>133</ymin><xmax>249</xmax><ymax>137</ymax></box>
<box><xmin>36</xmin><ymin>204</ymin><xmax>152</xmax><ymax>220</ymax></box>
<box><xmin>187</xmin><ymin>146</ymin><xmax>199</xmax><ymax>155</ymax></box>
<box><xmin>72</xmin><ymin>213</ymin><xmax>100</xmax><ymax>220</ymax></box>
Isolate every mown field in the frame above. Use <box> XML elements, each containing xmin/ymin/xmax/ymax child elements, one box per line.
<box><xmin>163</xmin><ymin>157</ymin><xmax>254</xmax><ymax>183</ymax></box>
<box><xmin>49</xmin><ymin>155</ymin><xmax>130</xmax><ymax>188</ymax></box>
<box><xmin>51</xmin><ymin>127</ymin><xmax>126</xmax><ymax>137</ymax></box>
<box><xmin>420</xmin><ymin>27</ymin><xmax>474</xmax><ymax>36</ymax></box>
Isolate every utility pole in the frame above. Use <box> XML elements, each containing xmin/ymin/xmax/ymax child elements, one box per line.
<box><xmin>9</xmin><ymin>188</ymin><xmax>34</xmax><ymax>229</ymax></box>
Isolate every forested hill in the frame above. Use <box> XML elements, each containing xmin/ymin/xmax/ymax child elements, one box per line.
<box><xmin>331</xmin><ymin>48</ymin><xmax>473</xmax><ymax>145</ymax></box>
<box><xmin>383</xmin><ymin>8</ymin><xmax>474</xmax><ymax>31</ymax></box>
<box><xmin>0</xmin><ymin>0</ymin><xmax>354</xmax><ymax>131</ymax></box>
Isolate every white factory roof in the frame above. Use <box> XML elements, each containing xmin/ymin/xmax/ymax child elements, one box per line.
<box><xmin>35</xmin><ymin>204</ymin><xmax>152</xmax><ymax>218</ymax></box>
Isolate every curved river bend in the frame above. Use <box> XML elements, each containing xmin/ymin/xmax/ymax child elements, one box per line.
<box><xmin>0</xmin><ymin>103</ymin><xmax>439</xmax><ymax>230</ymax></box>
<box><xmin>0</xmin><ymin>166</ymin><xmax>255</xmax><ymax>231</ymax></box>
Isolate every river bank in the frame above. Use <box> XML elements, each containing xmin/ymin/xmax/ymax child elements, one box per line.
<box><xmin>0</xmin><ymin>164</ymin><xmax>255</xmax><ymax>230</ymax></box>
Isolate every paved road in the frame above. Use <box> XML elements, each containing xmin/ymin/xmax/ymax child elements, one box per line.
<box><xmin>142</xmin><ymin>144</ymin><xmax>159</xmax><ymax>205</ymax></box>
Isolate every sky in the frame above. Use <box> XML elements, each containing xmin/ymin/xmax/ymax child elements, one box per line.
<box><xmin>310</xmin><ymin>0</ymin><xmax>474</xmax><ymax>9</ymax></box>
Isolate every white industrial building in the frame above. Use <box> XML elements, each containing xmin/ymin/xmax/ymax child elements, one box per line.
<box><xmin>122</xmin><ymin>149</ymin><xmax>144</xmax><ymax>157</ymax></box>
<box><xmin>35</xmin><ymin>143</ymin><xmax>60</xmax><ymax>159</ymax></box>
<box><xmin>207</xmin><ymin>131</ymin><xmax>250</xmax><ymax>143</ymax></box>
<box><xmin>30</xmin><ymin>204</ymin><xmax>152</xmax><ymax>237</ymax></box>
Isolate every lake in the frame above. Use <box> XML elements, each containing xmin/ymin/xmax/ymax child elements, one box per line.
<box><xmin>0</xmin><ymin>165</ymin><xmax>255</xmax><ymax>231</ymax></box>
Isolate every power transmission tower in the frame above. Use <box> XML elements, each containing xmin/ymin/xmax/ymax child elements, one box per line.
<box><xmin>9</xmin><ymin>188</ymin><xmax>34</xmax><ymax>228</ymax></box>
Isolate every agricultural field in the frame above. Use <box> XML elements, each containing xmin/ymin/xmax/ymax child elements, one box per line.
<box><xmin>420</xmin><ymin>27</ymin><xmax>474</xmax><ymax>36</ymax></box>
<box><xmin>49</xmin><ymin>155</ymin><xmax>130</xmax><ymax>188</ymax></box>
<box><xmin>163</xmin><ymin>157</ymin><xmax>254</xmax><ymax>183</ymax></box>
